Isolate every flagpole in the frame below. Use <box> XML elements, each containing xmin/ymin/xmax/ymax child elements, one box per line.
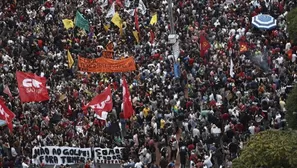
<box><xmin>168</xmin><ymin>0</ymin><xmax>180</xmax><ymax>87</ymax></box>
<box><xmin>168</xmin><ymin>0</ymin><xmax>175</xmax><ymax>34</ymax></box>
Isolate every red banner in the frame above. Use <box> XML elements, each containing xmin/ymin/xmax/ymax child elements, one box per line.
<box><xmin>16</xmin><ymin>71</ymin><xmax>50</xmax><ymax>103</ymax></box>
<box><xmin>78</xmin><ymin>56</ymin><xmax>136</xmax><ymax>73</ymax></box>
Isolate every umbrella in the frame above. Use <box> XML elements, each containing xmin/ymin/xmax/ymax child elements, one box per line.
<box><xmin>0</xmin><ymin>120</ymin><xmax>7</xmax><ymax>127</ymax></box>
<box><xmin>225</xmin><ymin>0</ymin><xmax>234</xmax><ymax>4</ymax></box>
<box><xmin>252</xmin><ymin>14</ymin><xmax>277</xmax><ymax>30</ymax></box>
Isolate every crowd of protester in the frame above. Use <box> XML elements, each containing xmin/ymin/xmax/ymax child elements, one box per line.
<box><xmin>0</xmin><ymin>0</ymin><xmax>297</xmax><ymax>167</ymax></box>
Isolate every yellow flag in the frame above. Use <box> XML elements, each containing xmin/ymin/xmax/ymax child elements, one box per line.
<box><xmin>62</xmin><ymin>19</ymin><xmax>74</xmax><ymax>30</ymax></box>
<box><xmin>67</xmin><ymin>50</ymin><xmax>74</xmax><ymax>68</ymax></box>
<box><xmin>150</xmin><ymin>13</ymin><xmax>157</xmax><ymax>25</ymax></box>
<box><xmin>111</xmin><ymin>12</ymin><xmax>123</xmax><ymax>28</ymax></box>
<box><xmin>104</xmin><ymin>24</ymin><xmax>110</xmax><ymax>31</ymax></box>
<box><xmin>59</xmin><ymin>94</ymin><xmax>67</xmax><ymax>102</ymax></box>
<box><xmin>133</xmin><ymin>31</ymin><xmax>139</xmax><ymax>44</ymax></box>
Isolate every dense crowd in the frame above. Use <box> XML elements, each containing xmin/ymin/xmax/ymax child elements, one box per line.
<box><xmin>0</xmin><ymin>0</ymin><xmax>297</xmax><ymax>168</ymax></box>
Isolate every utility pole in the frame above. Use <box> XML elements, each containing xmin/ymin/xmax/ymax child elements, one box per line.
<box><xmin>167</xmin><ymin>0</ymin><xmax>179</xmax><ymax>62</ymax></box>
<box><xmin>168</xmin><ymin>0</ymin><xmax>175</xmax><ymax>34</ymax></box>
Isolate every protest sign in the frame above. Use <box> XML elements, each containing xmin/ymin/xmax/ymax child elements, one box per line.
<box><xmin>78</xmin><ymin>56</ymin><xmax>136</xmax><ymax>73</ymax></box>
<box><xmin>94</xmin><ymin>147</ymin><xmax>124</xmax><ymax>164</ymax></box>
<box><xmin>32</xmin><ymin>146</ymin><xmax>92</xmax><ymax>165</ymax></box>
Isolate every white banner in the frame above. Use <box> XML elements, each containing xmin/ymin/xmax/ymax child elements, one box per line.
<box><xmin>94</xmin><ymin>147</ymin><xmax>124</xmax><ymax>164</ymax></box>
<box><xmin>32</xmin><ymin>146</ymin><xmax>92</xmax><ymax>165</ymax></box>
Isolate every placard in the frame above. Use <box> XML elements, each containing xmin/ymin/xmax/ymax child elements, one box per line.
<box><xmin>94</xmin><ymin>147</ymin><xmax>124</xmax><ymax>164</ymax></box>
<box><xmin>32</xmin><ymin>146</ymin><xmax>91</xmax><ymax>165</ymax></box>
<box><xmin>32</xmin><ymin>146</ymin><xmax>124</xmax><ymax>165</ymax></box>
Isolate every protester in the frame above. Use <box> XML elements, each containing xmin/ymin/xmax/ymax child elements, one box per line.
<box><xmin>0</xmin><ymin>0</ymin><xmax>296</xmax><ymax>168</ymax></box>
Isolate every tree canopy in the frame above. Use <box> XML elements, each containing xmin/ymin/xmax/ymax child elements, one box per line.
<box><xmin>285</xmin><ymin>85</ymin><xmax>297</xmax><ymax>129</ymax></box>
<box><xmin>232</xmin><ymin>130</ymin><xmax>297</xmax><ymax>168</ymax></box>
<box><xmin>287</xmin><ymin>8</ymin><xmax>297</xmax><ymax>44</ymax></box>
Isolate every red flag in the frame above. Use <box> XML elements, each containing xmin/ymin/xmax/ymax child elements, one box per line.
<box><xmin>122</xmin><ymin>77</ymin><xmax>133</xmax><ymax>119</ymax></box>
<box><xmin>149</xmin><ymin>30</ymin><xmax>155</xmax><ymax>44</ymax></box>
<box><xmin>3</xmin><ymin>85</ymin><xmax>13</xmax><ymax>99</ymax></box>
<box><xmin>0</xmin><ymin>100</ymin><xmax>16</xmax><ymax>132</ymax></box>
<box><xmin>83</xmin><ymin>86</ymin><xmax>113</xmax><ymax>116</ymax></box>
<box><xmin>116</xmin><ymin>0</ymin><xmax>123</xmax><ymax>8</ymax></box>
<box><xmin>239</xmin><ymin>41</ymin><xmax>248</xmax><ymax>53</ymax></box>
<box><xmin>67</xmin><ymin>104</ymin><xmax>73</xmax><ymax>116</ymax></box>
<box><xmin>200</xmin><ymin>34</ymin><xmax>211</xmax><ymax>57</ymax></box>
<box><xmin>134</xmin><ymin>8</ymin><xmax>139</xmax><ymax>32</ymax></box>
<box><xmin>16</xmin><ymin>71</ymin><xmax>49</xmax><ymax>103</ymax></box>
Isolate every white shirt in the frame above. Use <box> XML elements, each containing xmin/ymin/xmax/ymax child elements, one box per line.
<box><xmin>11</xmin><ymin>147</ymin><xmax>17</xmax><ymax>157</ymax></box>
<box><xmin>152</xmin><ymin>122</ymin><xmax>158</xmax><ymax>134</ymax></box>
<box><xmin>190</xmin><ymin>160</ymin><xmax>195</xmax><ymax>168</ymax></box>
<box><xmin>276</xmin><ymin>56</ymin><xmax>284</xmax><ymax>65</ymax></box>
<box><xmin>133</xmin><ymin>134</ymin><xmax>139</xmax><ymax>146</ymax></box>
<box><xmin>193</xmin><ymin>128</ymin><xmax>200</xmax><ymax>138</ymax></box>
<box><xmin>183</xmin><ymin>122</ymin><xmax>189</xmax><ymax>132</ymax></box>
<box><xmin>203</xmin><ymin>153</ymin><xmax>213</xmax><ymax>168</ymax></box>
<box><xmin>211</xmin><ymin>126</ymin><xmax>221</xmax><ymax>135</ymax></box>
<box><xmin>292</xmin><ymin>54</ymin><xmax>297</xmax><ymax>62</ymax></box>
<box><xmin>249</xmin><ymin>125</ymin><xmax>255</xmax><ymax>135</ymax></box>
<box><xmin>22</xmin><ymin>162</ymin><xmax>29</xmax><ymax>168</ymax></box>
<box><xmin>285</xmin><ymin>42</ymin><xmax>291</xmax><ymax>51</ymax></box>
<box><xmin>135</xmin><ymin>161</ymin><xmax>143</xmax><ymax>168</ymax></box>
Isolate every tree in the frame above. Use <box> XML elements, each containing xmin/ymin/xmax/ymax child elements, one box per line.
<box><xmin>232</xmin><ymin>130</ymin><xmax>297</xmax><ymax>168</ymax></box>
<box><xmin>285</xmin><ymin>85</ymin><xmax>297</xmax><ymax>129</ymax></box>
<box><xmin>287</xmin><ymin>8</ymin><xmax>297</xmax><ymax>44</ymax></box>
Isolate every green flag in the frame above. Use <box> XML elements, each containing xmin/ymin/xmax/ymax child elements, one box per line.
<box><xmin>74</xmin><ymin>11</ymin><xmax>90</xmax><ymax>32</ymax></box>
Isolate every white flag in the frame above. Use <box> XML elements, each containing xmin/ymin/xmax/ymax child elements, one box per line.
<box><xmin>138</xmin><ymin>0</ymin><xmax>147</xmax><ymax>15</ymax></box>
<box><xmin>106</xmin><ymin>2</ymin><xmax>116</xmax><ymax>18</ymax></box>
<box><xmin>94</xmin><ymin>111</ymin><xmax>109</xmax><ymax>120</ymax></box>
<box><xmin>125</xmin><ymin>0</ymin><xmax>131</xmax><ymax>8</ymax></box>
<box><xmin>124</xmin><ymin>8</ymin><xmax>135</xmax><ymax>16</ymax></box>
<box><xmin>230</xmin><ymin>58</ymin><xmax>235</xmax><ymax>78</ymax></box>
<box><xmin>100</xmin><ymin>0</ymin><xmax>108</xmax><ymax>8</ymax></box>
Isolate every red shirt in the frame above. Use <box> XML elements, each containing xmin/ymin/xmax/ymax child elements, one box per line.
<box><xmin>189</xmin><ymin>58</ymin><xmax>194</xmax><ymax>66</ymax></box>
<box><xmin>188</xmin><ymin>144</ymin><xmax>195</xmax><ymax>152</ymax></box>
<box><xmin>221</xmin><ymin>113</ymin><xmax>230</xmax><ymax>121</ymax></box>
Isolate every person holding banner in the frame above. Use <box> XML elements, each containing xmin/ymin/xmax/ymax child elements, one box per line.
<box><xmin>0</xmin><ymin>0</ymin><xmax>296</xmax><ymax>168</ymax></box>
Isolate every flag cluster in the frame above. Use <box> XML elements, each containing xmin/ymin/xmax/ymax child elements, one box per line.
<box><xmin>2</xmin><ymin>70</ymin><xmax>135</xmax><ymax>133</ymax></box>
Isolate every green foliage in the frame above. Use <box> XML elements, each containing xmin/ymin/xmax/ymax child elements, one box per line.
<box><xmin>287</xmin><ymin>8</ymin><xmax>297</xmax><ymax>43</ymax></box>
<box><xmin>232</xmin><ymin>130</ymin><xmax>297</xmax><ymax>168</ymax></box>
<box><xmin>287</xmin><ymin>8</ymin><xmax>297</xmax><ymax>23</ymax></box>
<box><xmin>286</xmin><ymin>85</ymin><xmax>297</xmax><ymax>129</ymax></box>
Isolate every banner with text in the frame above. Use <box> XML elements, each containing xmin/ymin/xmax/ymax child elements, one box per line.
<box><xmin>78</xmin><ymin>56</ymin><xmax>136</xmax><ymax>73</ymax></box>
<box><xmin>32</xmin><ymin>146</ymin><xmax>91</xmax><ymax>165</ymax></box>
<box><xmin>94</xmin><ymin>147</ymin><xmax>124</xmax><ymax>164</ymax></box>
<box><xmin>32</xmin><ymin>146</ymin><xmax>124</xmax><ymax>165</ymax></box>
